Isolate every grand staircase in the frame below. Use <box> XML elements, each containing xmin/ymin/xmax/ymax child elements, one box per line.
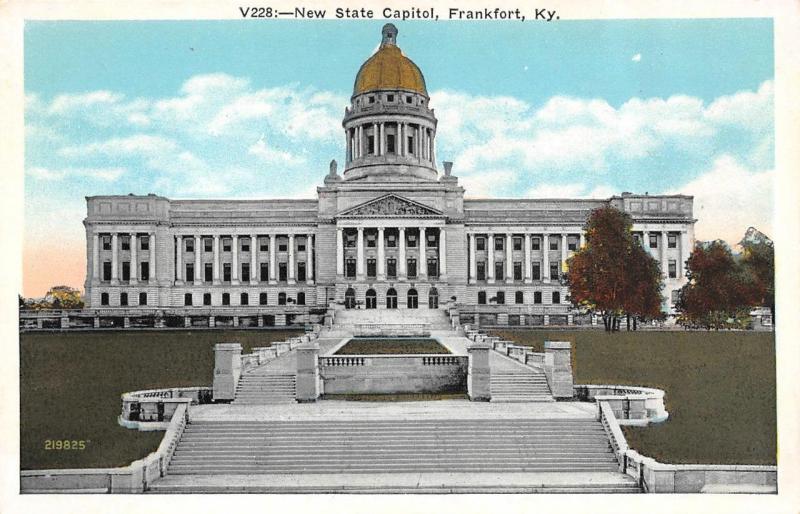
<box><xmin>232</xmin><ymin>373</ymin><xmax>296</xmax><ymax>405</ymax></box>
<box><xmin>491</xmin><ymin>371</ymin><xmax>554</xmax><ymax>402</ymax></box>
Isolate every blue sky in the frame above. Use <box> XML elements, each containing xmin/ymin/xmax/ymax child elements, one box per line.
<box><xmin>23</xmin><ymin>19</ymin><xmax>774</xmax><ymax>295</ymax></box>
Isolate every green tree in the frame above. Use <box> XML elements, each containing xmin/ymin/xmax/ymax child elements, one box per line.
<box><xmin>739</xmin><ymin>227</ymin><xmax>775</xmax><ymax>322</ymax></box>
<box><xmin>43</xmin><ymin>286</ymin><xmax>84</xmax><ymax>310</ymax></box>
<box><xmin>565</xmin><ymin>206</ymin><xmax>664</xmax><ymax>332</ymax></box>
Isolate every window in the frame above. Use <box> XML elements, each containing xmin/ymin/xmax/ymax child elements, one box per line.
<box><xmin>102</xmin><ymin>236</ymin><xmax>111</xmax><ymax>250</ymax></box>
<box><xmin>223</xmin><ymin>238</ymin><xmax>232</xmax><ymax>252</ymax></box>
<box><xmin>386</xmin><ymin>288</ymin><xmax>398</xmax><ymax>309</ymax></box>
<box><xmin>278</xmin><ymin>292</ymin><xmax>286</xmax><ymax>305</ymax></box>
<box><xmin>366</xmin><ymin>259</ymin><xmax>376</xmax><ymax>278</ymax></box>
<box><xmin>386</xmin><ymin>94</ymin><xmax>395</xmax><ymax>102</ymax></box>
<box><xmin>477</xmin><ymin>262</ymin><xmax>486</xmax><ymax>281</ymax></box>
<box><xmin>532</xmin><ymin>262</ymin><xmax>541</xmax><ymax>281</ymax></box>
<box><xmin>534</xmin><ymin>291</ymin><xmax>542</xmax><ymax>304</ymax></box>
<box><xmin>185</xmin><ymin>238</ymin><xmax>194</xmax><ymax>252</ymax></box>
<box><xmin>427</xmin><ymin>258</ymin><xmax>438</xmax><ymax>278</ymax></box>
<box><xmin>368</xmin><ymin>135</ymin><xmax>375</xmax><ymax>154</ymax></box>
<box><xmin>182</xmin><ymin>263</ymin><xmax>192</xmax><ymax>283</ymax></box>
<box><xmin>649</xmin><ymin>234</ymin><xmax>658</xmax><ymax>249</ymax></box>
<box><xmin>345</xmin><ymin>259</ymin><xmax>356</xmax><ymax>278</ymax></box>
<box><xmin>549</xmin><ymin>238</ymin><xmax>559</xmax><ymax>251</ymax></box>
<box><xmin>405</xmin><ymin>95</ymin><xmax>413</xmax><ymax>104</ymax></box>
<box><xmin>513</xmin><ymin>237</ymin><xmax>522</xmax><ymax>251</ymax></box>
<box><xmin>103</xmin><ymin>262</ymin><xmax>112</xmax><ymax>281</ymax></box>
<box><xmin>345</xmin><ymin>233</ymin><xmax>356</xmax><ymax>248</ymax></box>
<box><xmin>668</xmin><ymin>234</ymin><xmax>677</xmax><ymax>249</ymax></box>
<box><xmin>407</xmin><ymin>258</ymin><xmax>417</xmax><ymax>278</ymax></box>
<box><xmin>139</xmin><ymin>292</ymin><xmax>147</xmax><ymax>306</ymax></box>
<box><xmin>552</xmin><ymin>291</ymin><xmax>561</xmax><ymax>304</ymax></box>
<box><xmin>184</xmin><ymin>293</ymin><xmax>193</xmax><ymax>306</ymax></box>
<box><xmin>204</xmin><ymin>238</ymin><xmax>213</xmax><ymax>252</ymax></box>
<box><xmin>387</xmin><ymin>134</ymin><xmax>395</xmax><ymax>153</ymax></box>
<box><xmin>407</xmin><ymin>289</ymin><xmax>419</xmax><ymax>309</ymax></box>
<box><xmin>204</xmin><ymin>263</ymin><xmax>213</xmax><ymax>283</ymax></box>
<box><xmin>387</xmin><ymin>258</ymin><xmax>397</xmax><ymax>278</ymax></box>
<box><xmin>278</xmin><ymin>240</ymin><xmax>288</xmax><ymax>252</ymax></box>
<box><xmin>297</xmin><ymin>262</ymin><xmax>306</xmax><ymax>282</ymax></box>
<box><xmin>260</xmin><ymin>262</ymin><xmax>269</xmax><ymax>282</ymax></box>
<box><xmin>496</xmin><ymin>291</ymin><xmax>505</xmax><ymax>305</ymax></box>
<box><xmin>222</xmin><ymin>293</ymin><xmax>230</xmax><ymax>306</ymax></box>
<box><xmin>240</xmin><ymin>293</ymin><xmax>249</xmax><ymax>306</ymax></box>
<box><xmin>297</xmin><ymin>292</ymin><xmax>305</xmax><ymax>306</ymax></box>
<box><xmin>495</xmin><ymin>261</ymin><xmax>504</xmax><ymax>280</ymax></box>
<box><xmin>515</xmin><ymin>291</ymin><xmax>524</xmax><ymax>304</ymax></box>
<box><xmin>513</xmin><ymin>262</ymin><xmax>522</xmax><ymax>281</ymax></box>
<box><xmin>140</xmin><ymin>262</ymin><xmax>150</xmax><ymax>281</ymax></box>
<box><xmin>241</xmin><ymin>263</ymin><xmax>250</xmax><ymax>282</ymax></box>
<box><xmin>279</xmin><ymin>262</ymin><xmax>287</xmax><ymax>281</ymax></box>
<box><xmin>203</xmin><ymin>293</ymin><xmax>211</xmax><ymax>306</ymax></box>
<box><xmin>668</xmin><ymin>260</ymin><xmax>677</xmax><ymax>279</ymax></box>
<box><xmin>368</xmin><ymin>95</ymin><xmax>375</xmax><ymax>104</ymax></box>
<box><xmin>477</xmin><ymin>291</ymin><xmax>487</xmax><ymax>304</ymax></box>
<box><xmin>532</xmin><ymin>236</ymin><xmax>541</xmax><ymax>251</ymax></box>
<box><xmin>366</xmin><ymin>233</ymin><xmax>376</xmax><ymax>248</ymax></box>
<box><xmin>140</xmin><ymin>236</ymin><xmax>149</xmax><ymax>251</ymax></box>
<box><xmin>387</xmin><ymin>234</ymin><xmax>397</xmax><ymax>248</ymax></box>
<box><xmin>242</xmin><ymin>238</ymin><xmax>250</xmax><ymax>252</ymax></box>
<box><xmin>298</xmin><ymin>238</ymin><xmax>306</xmax><ymax>252</ymax></box>
<box><xmin>476</xmin><ymin>237</ymin><xmax>486</xmax><ymax>251</ymax></box>
<box><xmin>101</xmin><ymin>292</ymin><xmax>109</xmax><ymax>305</ymax></box>
<box><xmin>407</xmin><ymin>234</ymin><xmax>417</xmax><ymax>248</ymax></box>
<box><xmin>671</xmin><ymin>290</ymin><xmax>680</xmax><ymax>303</ymax></box>
<box><xmin>223</xmin><ymin>263</ymin><xmax>231</xmax><ymax>282</ymax></box>
<box><xmin>494</xmin><ymin>237</ymin><xmax>504</xmax><ymax>251</ymax></box>
<box><xmin>260</xmin><ymin>237</ymin><xmax>269</xmax><ymax>252</ymax></box>
<box><xmin>122</xmin><ymin>262</ymin><xmax>130</xmax><ymax>281</ymax></box>
<box><xmin>633</xmin><ymin>234</ymin><xmax>641</xmax><ymax>245</ymax></box>
<box><xmin>568</xmin><ymin>237</ymin><xmax>578</xmax><ymax>251</ymax></box>
<box><xmin>550</xmin><ymin>262</ymin><xmax>559</xmax><ymax>280</ymax></box>
<box><xmin>120</xmin><ymin>292</ymin><xmax>128</xmax><ymax>306</ymax></box>
<box><xmin>427</xmin><ymin>233</ymin><xmax>437</xmax><ymax>248</ymax></box>
<box><xmin>121</xmin><ymin>236</ymin><xmax>130</xmax><ymax>251</ymax></box>
<box><xmin>259</xmin><ymin>292</ymin><xmax>268</xmax><ymax>305</ymax></box>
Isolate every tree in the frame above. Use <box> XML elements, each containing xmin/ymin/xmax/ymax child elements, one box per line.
<box><xmin>565</xmin><ymin>206</ymin><xmax>664</xmax><ymax>332</ymax></box>
<box><xmin>739</xmin><ymin>227</ymin><xmax>775</xmax><ymax>322</ymax></box>
<box><xmin>675</xmin><ymin>240</ymin><xmax>756</xmax><ymax>329</ymax></box>
<box><xmin>40</xmin><ymin>286</ymin><xmax>84</xmax><ymax>310</ymax></box>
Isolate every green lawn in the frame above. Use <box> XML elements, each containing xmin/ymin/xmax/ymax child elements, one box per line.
<box><xmin>20</xmin><ymin>329</ymin><xmax>301</xmax><ymax>470</ymax></box>
<box><xmin>492</xmin><ymin>330</ymin><xmax>776</xmax><ymax>465</ymax></box>
<box><xmin>334</xmin><ymin>338</ymin><xmax>450</xmax><ymax>355</ymax></box>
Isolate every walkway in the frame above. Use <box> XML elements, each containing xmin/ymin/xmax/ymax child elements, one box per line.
<box><xmin>246</xmin><ymin>336</ymin><xmax>342</xmax><ymax>375</ymax></box>
<box><xmin>434</xmin><ymin>330</ymin><xmax>536</xmax><ymax>373</ymax></box>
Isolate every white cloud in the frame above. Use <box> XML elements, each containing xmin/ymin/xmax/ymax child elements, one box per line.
<box><xmin>631</xmin><ymin>53</ymin><xmax>642</xmax><ymax>62</ymax></box>
<box><xmin>460</xmin><ymin>169</ymin><xmax>518</xmax><ymax>198</ymax></box>
<box><xmin>27</xmin><ymin>166</ymin><xmax>125</xmax><ymax>182</ymax></box>
<box><xmin>526</xmin><ymin>183</ymin><xmax>617</xmax><ymax>199</ymax></box>
<box><xmin>248</xmin><ymin>139</ymin><xmax>305</xmax><ymax>166</ymax></box>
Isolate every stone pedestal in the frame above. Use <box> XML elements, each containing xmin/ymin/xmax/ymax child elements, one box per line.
<box><xmin>93</xmin><ymin>317</ymin><xmax>100</xmax><ymax>328</ymax></box>
<box><xmin>36</xmin><ymin>318</ymin><xmax>44</xmax><ymax>329</ymax></box>
<box><xmin>467</xmin><ymin>342</ymin><xmax>491</xmax><ymax>402</ymax></box>
<box><xmin>543</xmin><ymin>314</ymin><xmax>550</xmax><ymax>326</ymax></box>
<box><xmin>184</xmin><ymin>316</ymin><xmax>191</xmax><ymax>328</ymax></box>
<box><xmin>208</xmin><ymin>316</ymin><xmax>215</xmax><ymax>328</ymax></box>
<box><xmin>275</xmin><ymin>314</ymin><xmax>286</xmax><ymax>326</ymax></box>
<box><xmin>233</xmin><ymin>316</ymin><xmax>239</xmax><ymax>327</ymax></box>
<box><xmin>213</xmin><ymin>342</ymin><xmax>242</xmax><ymax>402</ymax></box>
<box><xmin>60</xmin><ymin>316</ymin><xmax>69</xmax><ymax>329</ymax></box>
<box><xmin>296</xmin><ymin>342</ymin><xmax>320</xmax><ymax>403</ymax></box>
<box><xmin>257</xmin><ymin>316</ymin><xmax>265</xmax><ymax>327</ymax></box>
<box><xmin>496</xmin><ymin>313</ymin><xmax>508</xmax><ymax>325</ymax></box>
<box><xmin>544</xmin><ymin>341</ymin><xmax>574</xmax><ymax>399</ymax></box>
<box><xmin>123</xmin><ymin>317</ymin><xmax>130</xmax><ymax>328</ymax></box>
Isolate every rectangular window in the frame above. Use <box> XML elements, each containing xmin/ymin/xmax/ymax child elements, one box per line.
<box><xmin>387</xmin><ymin>234</ymin><xmax>397</xmax><ymax>248</ymax></box>
<box><xmin>121</xmin><ymin>236</ymin><xmax>130</xmax><ymax>251</ymax></box>
<box><xmin>203</xmin><ymin>293</ymin><xmax>211</xmax><ymax>306</ymax></box>
<box><xmin>534</xmin><ymin>291</ymin><xmax>542</xmax><ymax>304</ymax></box>
<box><xmin>407</xmin><ymin>234</ymin><xmax>417</xmax><ymax>248</ymax></box>
<box><xmin>204</xmin><ymin>238</ymin><xmax>213</xmax><ymax>252</ymax></box>
<box><xmin>103</xmin><ymin>261</ymin><xmax>112</xmax><ymax>281</ymax></box>
<box><xmin>241</xmin><ymin>263</ymin><xmax>250</xmax><ymax>282</ymax></box>
<box><xmin>102</xmin><ymin>236</ymin><xmax>111</xmax><ymax>250</ymax></box>
<box><xmin>668</xmin><ymin>260</ymin><xmax>677</xmax><ymax>279</ymax></box>
<box><xmin>223</xmin><ymin>263</ymin><xmax>231</xmax><ymax>282</ymax></box>
<box><xmin>366</xmin><ymin>258</ymin><xmax>376</xmax><ymax>278</ymax></box>
<box><xmin>140</xmin><ymin>262</ymin><xmax>150</xmax><ymax>281</ymax></box>
<box><xmin>368</xmin><ymin>135</ymin><xmax>375</xmax><ymax>154</ymax></box>
<box><xmin>549</xmin><ymin>238</ymin><xmax>558</xmax><ymax>251</ymax></box>
<box><xmin>550</xmin><ymin>262</ymin><xmax>559</xmax><ymax>280</ymax></box>
<box><xmin>496</xmin><ymin>291</ymin><xmax>505</xmax><ymax>305</ymax></box>
<box><xmin>279</xmin><ymin>262</ymin><xmax>287</xmax><ymax>281</ymax></box>
<box><xmin>185</xmin><ymin>238</ymin><xmax>194</xmax><ymax>252</ymax></box>
<box><xmin>139</xmin><ymin>292</ymin><xmax>147</xmax><ymax>306</ymax></box>
<box><xmin>513</xmin><ymin>262</ymin><xmax>522</xmax><ymax>281</ymax></box>
<box><xmin>478</xmin><ymin>291</ymin><xmax>486</xmax><ymax>304</ymax></box>
<box><xmin>633</xmin><ymin>234</ymin><xmax>641</xmax><ymax>245</ymax></box>
<box><xmin>427</xmin><ymin>258</ymin><xmax>438</xmax><ymax>278</ymax></box>
<box><xmin>296</xmin><ymin>292</ymin><xmax>305</xmax><ymax>306</ymax></box>
<box><xmin>477</xmin><ymin>262</ymin><xmax>486</xmax><ymax>281</ymax></box>
<box><xmin>494</xmin><ymin>237</ymin><xmax>504</xmax><ymax>251</ymax></box>
<box><xmin>552</xmin><ymin>291</ymin><xmax>561</xmax><ymax>304</ymax></box>
<box><xmin>260</xmin><ymin>237</ymin><xmax>269</xmax><ymax>252</ymax></box>
<box><xmin>240</xmin><ymin>293</ymin><xmax>249</xmax><ymax>306</ymax></box>
<box><xmin>222</xmin><ymin>293</ymin><xmax>230</xmax><ymax>306</ymax></box>
<box><xmin>260</xmin><ymin>262</ymin><xmax>269</xmax><ymax>282</ymax></box>
<box><xmin>407</xmin><ymin>259</ymin><xmax>417</xmax><ymax>278</ymax></box>
<box><xmin>278</xmin><ymin>293</ymin><xmax>286</xmax><ymax>306</ymax></box>
<box><xmin>345</xmin><ymin>233</ymin><xmax>356</xmax><ymax>248</ymax></box>
<box><xmin>532</xmin><ymin>262</ymin><xmax>541</xmax><ymax>281</ymax></box>
<box><xmin>427</xmin><ymin>234</ymin><xmax>437</xmax><ymax>248</ymax></box>
<box><xmin>386</xmin><ymin>94</ymin><xmax>395</xmax><ymax>102</ymax></box>
<box><xmin>671</xmin><ymin>290</ymin><xmax>680</xmax><ymax>303</ymax></box>
<box><xmin>140</xmin><ymin>236</ymin><xmax>149</xmax><ymax>251</ymax></box>
<box><xmin>204</xmin><ymin>263</ymin><xmax>213</xmax><ymax>283</ymax></box>
<box><xmin>278</xmin><ymin>240</ymin><xmax>287</xmax><ymax>252</ymax></box>
<box><xmin>242</xmin><ymin>238</ymin><xmax>250</xmax><ymax>252</ymax></box>
<box><xmin>297</xmin><ymin>262</ymin><xmax>306</xmax><ymax>282</ymax></box>
<box><xmin>259</xmin><ymin>292</ymin><xmax>268</xmax><ymax>305</ymax></box>
<box><xmin>184</xmin><ymin>293</ymin><xmax>192</xmax><ymax>306</ymax></box>
<box><xmin>513</xmin><ymin>237</ymin><xmax>522</xmax><ymax>251</ymax></box>
<box><xmin>476</xmin><ymin>237</ymin><xmax>486</xmax><ymax>251</ymax></box>
<box><xmin>186</xmin><ymin>263</ymin><xmax>194</xmax><ymax>283</ymax></box>
<box><xmin>387</xmin><ymin>134</ymin><xmax>395</xmax><ymax>154</ymax></box>
<box><xmin>101</xmin><ymin>292</ymin><xmax>109</xmax><ymax>306</ymax></box>
<box><xmin>568</xmin><ymin>237</ymin><xmax>578</xmax><ymax>251</ymax></box>
<box><xmin>649</xmin><ymin>234</ymin><xmax>658</xmax><ymax>248</ymax></box>
<box><xmin>531</xmin><ymin>236</ymin><xmax>541</xmax><ymax>251</ymax></box>
<box><xmin>387</xmin><ymin>258</ymin><xmax>397</xmax><ymax>278</ymax></box>
<box><xmin>223</xmin><ymin>238</ymin><xmax>232</xmax><ymax>252</ymax></box>
<box><xmin>668</xmin><ymin>234</ymin><xmax>677</xmax><ymax>249</ymax></box>
<box><xmin>515</xmin><ymin>291</ymin><xmax>524</xmax><ymax>304</ymax></box>
<box><xmin>495</xmin><ymin>261</ymin><xmax>504</xmax><ymax>280</ymax></box>
<box><xmin>122</xmin><ymin>262</ymin><xmax>130</xmax><ymax>281</ymax></box>
<box><xmin>120</xmin><ymin>292</ymin><xmax>128</xmax><ymax>306</ymax></box>
<box><xmin>366</xmin><ymin>234</ymin><xmax>376</xmax><ymax>248</ymax></box>
<box><xmin>407</xmin><ymin>135</ymin><xmax>414</xmax><ymax>154</ymax></box>
<box><xmin>346</xmin><ymin>259</ymin><xmax>356</xmax><ymax>278</ymax></box>
<box><xmin>298</xmin><ymin>238</ymin><xmax>306</xmax><ymax>252</ymax></box>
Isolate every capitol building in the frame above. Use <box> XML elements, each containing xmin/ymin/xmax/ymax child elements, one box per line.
<box><xmin>81</xmin><ymin>24</ymin><xmax>695</xmax><ymax>329</ymax></box>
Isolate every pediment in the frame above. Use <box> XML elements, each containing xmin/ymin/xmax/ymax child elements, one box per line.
<box><xmin>338</xmin><ymin>194</ymin><xmax>443</xmax><ymax>218</ymax></box>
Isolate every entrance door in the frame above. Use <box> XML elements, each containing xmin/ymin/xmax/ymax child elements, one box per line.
<box><xmin>428</xmin><ymin>287</ymin><xmax>439</xmax><ymax>309</ymax></box>
<box><xmin>365</xmin><ymin>289</ymin><xmax>377</xmax><ymax>309</ymax></box>
<box><xmin>344</xmin><ymin>288</ymin><xmax>356</xmax><ymax>309</ymax></box>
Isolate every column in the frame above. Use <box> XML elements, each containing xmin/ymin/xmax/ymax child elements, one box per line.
<box><xmin>487</xmin><ymin>233</ymin><xmax>495</xmax><ymax>284</ymax></box>
<box><xmin>129</xmin><ymin>233</ymin><xmax>138</xmax><ymax>283</ymax></box>
<box><xmin>505</xmin><ymin>233</ymin><xmax>513</xmax><ymax>283</ymax></box>
<box><xmin>172</xmin><ymin>235</ymin><xmax>179</xmax><ymax>284</ymax></box>
<box><xmin>560</xmin><ymin>234</ymin><xmax>567</xmax><ymax>272</ymax></box>
<box><xmin>269</xmin><ymin>234</ymin><xmax>277</xmax><ymax>284</ymax></box>
<box><xmin>149</xmin><ymin>232</ymin><xmax>157</xmax><ymax>283</ymax></box>
<box><xmin>580</xmin><ymin>232</ymin><xmax>586</xmax><ymax>249</ymax></box>
<box><xmin>399</xmin><ymin>123</ymin><xmax>405</xmax><ymax>156</ymax></box>
<box><xmin>288</xmin><ymin>234</ymin><xmax>296</xmax><ymax>284</ymax></box>
<box><xmin>231</xmin><ymin>235</ymin><xmax>239</xmax><ymax>284</ymax></box>
<box><xmin>431</xmin><ymin>130</ymin><xmax>436</xmax><ymax>166</ymax></box>
<box><xmin>542</xmin><ymin>233</ymin><xmax>550</xmax><ymax>282</ymax></box>
<box><xmin>417</xmin><ymin>126</ymin><xmax>422</xmax><ymax>160</ymax></box>
<box><xmin>468</xmin><ymin>233</ymin><xmax>476</xmax><ymax>284</ymax></box>
<box><xmin>643</xmin><ymin>230</ymin><xmax>650</xmax><ymax>254</ymax></box>
<box><xmin>372</xmin><ymin>123</ymin><xmax>377</xmax><ymax>155</ymax></box>
<box><xmin>439</xmin><ymin>228</ymin><xmax>446</xmax><ymax>278</ymax></box>
<box><xmin>92</xmin><ymin>233</ymin><xmax>99</xmax><ymax>281</ymax></box>
<box><xmin>679</xmin><ymin>231</ymin><xmax>690</xmax><ymax>278</ymax></box>
<box><xmin>336</xmin><ymin>228</ymin><xmax>344</xmax><ymax>277</ymax></box>
<box><xmin>194</xmin><ymin>235</ymin><xmax>201</xmax><ymax>285</ymax></box>
<box><xmin>379</xmin><ymin>122</ymin><xmax>385</xmax><ymax>155</ymax></box>
<box><xmin>111</xmin><ymin>233</ymin><xmax>119</xmax><ymax>284</ymax></box>
<box><xmin>524</xmin><ymin>233</ymin><xmax>532</xmax><ymax>283</ymax></box>
<box><xmin>356</xmin><ymin>227</ymin><xmax>364</xmax><ymax>278</ymax></box>
<box><xmin>250</xmin><ymin>234</ymin><xmax>257</xmax><ymax>285</ymax></box>
<box><xmin>307</xmin><ymin>233</ymin><xmax>314</xmax><ymax>284</ymax></box>
<box><xmin>419</xmin><ymin>227</ymin><xmax>427</xmax><ymax>278</ymax></box>
<box><xmin>213</xmin><ymin>234</ymin><xmax>220</xmax><ymax>285</ymax></box>
<box><xmin>377</xmin><ymin>227</ymin><xmax>385</xmax><ymax>279</ymax></box>
<box><xmin>661</xmin><ymin>231</ymin><xmax>668</xmax><ymax>277</ymax></box>
<box><xmin>398</xmin><ymin>227</ymin><xmax>407</xmax><ymax>279</ymax></box>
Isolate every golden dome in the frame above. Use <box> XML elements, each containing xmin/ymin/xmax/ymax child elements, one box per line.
<box><xmin>353</xmin><ymin>24</ymin><xmax>427</xmax><ymax>96</ymax></box>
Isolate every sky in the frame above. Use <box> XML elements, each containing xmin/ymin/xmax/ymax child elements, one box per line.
<box><xmin>23</xmin><ymin>19</ymin><xmax>774</xmax><ymax>297</ymax></box>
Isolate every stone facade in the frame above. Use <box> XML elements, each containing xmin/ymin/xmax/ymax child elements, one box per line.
<box><xmin>82</xmin><ymin>25</ymin><xmax>694</xmax><ymax>325</ymax></box>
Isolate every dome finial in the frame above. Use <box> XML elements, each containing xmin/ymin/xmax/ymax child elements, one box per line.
<box><xmin>381</xmin><ymin>23</ymin><xmax>398</xmax><ymax>47</ymax></box>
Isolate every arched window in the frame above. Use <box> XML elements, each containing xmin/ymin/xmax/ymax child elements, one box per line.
<box><xmin>407</xmin><ymin>288</ymin><xmax>418</xmax><ymax>309</ymax></box>
<box><xmin>278</xmin><ymin>292</ymin><xmax>287</xmax><ymax>305</ymax></box>
<box><xmin>365</xmin><ymin>289</ymin><xmax>377</xmax><ymax>309</ymax></box>
<box><xmin>515</xmin><ymin>291</ymin><xmax>524</xmax><ymax>304</ymax></box>
<box><xmin>344</xmin><ymin>288</ymin><xmax>356</xmax><ymax>309</ymax></box>
<box><xmin>428</xmin><ymin>287</ymin><xmax>439</xmax><ymax>309</ymax></box>
<box><xmin>386</xmin><ymin>288</ymin><xmax>398</xmax><ymax>309</ymax></box>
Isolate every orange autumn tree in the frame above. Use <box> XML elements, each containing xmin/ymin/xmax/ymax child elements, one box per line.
<box><xmin>565</xmin><ymin>206</ymin><xmax>664</xmax><ymax>332</ymax></box>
